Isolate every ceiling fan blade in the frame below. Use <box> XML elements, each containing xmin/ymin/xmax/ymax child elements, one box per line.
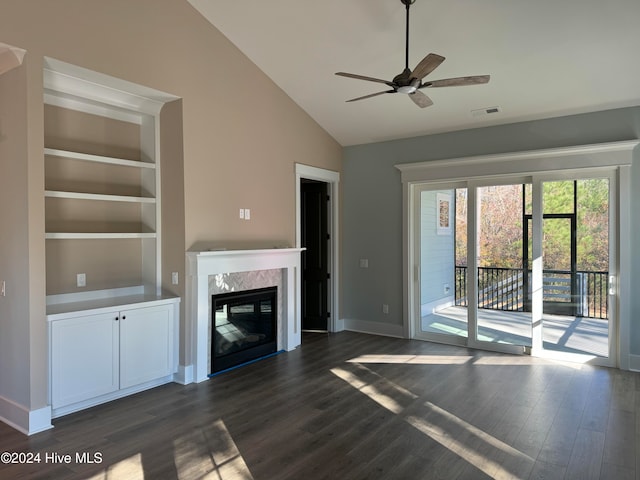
<box><xmin>410</xmin><ymin>53</ymin><xmax>445</xmax><ymax>80</ymax></box>
<box><xmin>335</xmin><ymin>72</ymin><xmax>394</xmax><ymax>86</ymax></box>
<box><xmin>346</xmin><ymin>90</ymin><xmax>396</xmax><ymax>103</ymax></box>
<box><xmin>423</xmin><ymin>75</ymin><xmax>490</xmax><ymax>88</ymax></box>
<box><xmin>408</xmin><ymin>90</ymin><xmax>433</xmax><ymax>108</ymax></box>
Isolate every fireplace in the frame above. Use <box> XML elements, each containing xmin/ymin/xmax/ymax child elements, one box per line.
<box><xmin>211</xmin><ymin>286</ymin><xmax>277</xmax><ymax>373</ymax></box>
<box><xmin>186</xmin><ymin>247</ymin><xmax>304</xmax><ymax>383</ymax></box>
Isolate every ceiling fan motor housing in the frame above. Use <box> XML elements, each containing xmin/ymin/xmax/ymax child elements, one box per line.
<box><xmin>393</xmin><ymin>69</ymin><xmax>421</xmax><ymax>94</ymax></box>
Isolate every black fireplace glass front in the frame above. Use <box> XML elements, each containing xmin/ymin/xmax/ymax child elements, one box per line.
<box><xmin>211</xmin><ymin>286</ymin><xmax>277</xmax><ymax>373</ymax></box>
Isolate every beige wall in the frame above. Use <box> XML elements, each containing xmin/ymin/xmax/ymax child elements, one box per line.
<box><xmin>0</xmin><ymin>61</ymin><xmax>31</xmax><ymax>407</ymax></box>
<box><xmin>160</xmin><ymin>99</ymin><xmax>187</xmax><ymax>358</ymax></box>
<box><xmin>0</xmin><ymin>0</ymin><xmax>341</xmax><ymax>422</ymax></box>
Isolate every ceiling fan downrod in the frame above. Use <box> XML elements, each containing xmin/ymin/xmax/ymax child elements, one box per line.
<box><xmin>401</xmin><ymin>0</ymin><xmax>416</xmax><ymax>72</ymax></box>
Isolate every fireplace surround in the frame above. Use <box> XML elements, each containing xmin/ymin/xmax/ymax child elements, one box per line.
<box><xmin>186</xmin><ymin>247</ymin><xmax>305</xmax><ymax>382</ymax></box>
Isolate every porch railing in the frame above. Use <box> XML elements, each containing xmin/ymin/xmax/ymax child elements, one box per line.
<box><xmin>454</xmin><ymin>266</ymin><xmax>608</xmax><ymax>319</ymax></box>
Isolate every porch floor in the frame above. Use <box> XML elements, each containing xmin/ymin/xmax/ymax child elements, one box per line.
<box><xmin>422</xmin><ymin>306</ymin><xmax>608</xmax><ymax>357</ymax></box>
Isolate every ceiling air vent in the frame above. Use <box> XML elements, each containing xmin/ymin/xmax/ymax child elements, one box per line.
<box><xmin>471</xmin><ymin>106</ymin><xmax>501</xmax><ymax>117</ymax></box>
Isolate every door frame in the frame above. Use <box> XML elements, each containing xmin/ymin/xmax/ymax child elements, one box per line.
<box><xmin>524</xmin><ymin>213</ymin><xmax>577</xmax><ymax>317</ymax></box>
<box><xmin>295</xmin><ymin>164</ymin><xmax>340</xmax><ymax>333</ymax></box>
<box><xmin>397</xmin><ymin>140</ymin><xmax>637</xmax><ymax>367</ymax></box>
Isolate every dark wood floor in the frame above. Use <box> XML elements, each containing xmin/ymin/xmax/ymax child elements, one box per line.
<box><xmin>1</xmin><ymin>331</ymin><xmax>638</xmax><ymax>479</ymax></box>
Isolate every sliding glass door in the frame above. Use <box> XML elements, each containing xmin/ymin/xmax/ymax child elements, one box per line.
<box><xmin>538</xmin><ymin>176</ymin><xmax>614</xmax><ymax>361</ymax></box>
<box><xmin>414</xmin><ymin>171</ymin><xmax>616</xmax><ymax>364</ymax></box>
<box><xmin>415</xmin><ymin>185</ymin><xmax>468</xmax><ymax>345</ymax></box>
<box><xmin>469</xmin><ymin>181</ymin><xmax>531</xmax><ymax>354</ymax></box>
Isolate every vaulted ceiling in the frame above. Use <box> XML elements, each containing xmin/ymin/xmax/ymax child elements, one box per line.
<box><xmin>189</xmin><ymin>0</ymin><xmax>640</xmax><ymax>146</ymax></box>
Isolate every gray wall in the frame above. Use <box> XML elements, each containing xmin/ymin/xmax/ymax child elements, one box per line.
<box><xmin>342</xmin><ymin>106</ymin><xmax>640</xmax><ymax>353</ymax></box>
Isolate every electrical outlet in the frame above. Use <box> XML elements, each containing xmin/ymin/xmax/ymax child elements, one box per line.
<box><xmin>239</xmin><ymin>208</ymin><xmax>245</xmax><ymax>219</ymax></box>
<box><xmin>359</xmin><ymin>259</ymin><xmax>369</xmax><ymax>268</ymax></box>
<box><xmin>172</xmin><ymin>272</ymin><xmax>179</xmax><ymax>285</ymax></box>
<box><xmin>382</xmin><ymin>304</ymin><xmax>389</xmax><ymax>314</ymax></box>
<box><xmin>77</xmin><ymin>273</ymin><xmax>86</xmax><ymax>287</ymax></box>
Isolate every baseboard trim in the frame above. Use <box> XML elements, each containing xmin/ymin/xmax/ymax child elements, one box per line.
<box><xmin>342</xmin><ymin>319</ymin><xmax>405</xmax><ymax>338</ymax></box>
<box><xmin>421</xmin><ymin>298</ymin><xmax>454</xmax><ymax>317</ymax></box>
<box><xmin>628</xmin><ymin>354</ymin><xmax>640</xmax><ymax>372</ymax></box>
<box><xmin>174</xmin><ymin>364</ymin><xmax>194</xmax><ymax>385</ymax></box>
<box><xmin>0</xmin><ymin>396</ymin><xmax>52</xmax><ymax>435</ymax></box>
<box><xmin>28</xmin><ymin>406</ymin><xmax>53</xmax><ymax>435</ymax></box>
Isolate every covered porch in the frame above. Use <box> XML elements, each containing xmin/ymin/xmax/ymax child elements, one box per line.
<box><xmin>422</xmin><ymin>305</ymin><xmax>609</xmax><ymax>357</ymax></box>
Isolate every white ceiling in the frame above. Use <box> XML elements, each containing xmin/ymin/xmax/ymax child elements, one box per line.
<box><xmin>188</xmin><ymin>0</ymin><xmax>640</xmax><ymax>147</ymax></box>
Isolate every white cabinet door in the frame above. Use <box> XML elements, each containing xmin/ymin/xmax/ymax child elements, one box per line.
<box><xmin>119</xmin><ymin>304</ymin><xmax>174</xmax><ymax>389</ymax></box>
<box><xmin>51</xmin><ymin>312</ymin><xmax>119</xmax><ymax>408</ymax></box>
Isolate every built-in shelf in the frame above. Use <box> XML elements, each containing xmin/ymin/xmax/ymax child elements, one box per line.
<box><xmin>44</xmin><ymin>190</ymin><xmax>156</xmax><ymax>203</ymax></box>
<box><xmin>46</xmin><ymin>287</ymin><xmax>179</xmax><ymax>319</ymax></box>
<box><xmin>42</xmin><ymin>58</ymin><xmax>182</xmax><ymax>422</ymax></box>
<box><xmin>45</xmin><ymin>232</ymin><xmax>157</xmax><ymax>240</ymax></box>
<box><xmin>45</xmin><ymin>148</ymin><xmax>155</xmax><ymax>169</ymax></box>
<box><xmin>43</xmin><ymin>58</ymin><xmax>169</xmax><ymax>298</ymax></box>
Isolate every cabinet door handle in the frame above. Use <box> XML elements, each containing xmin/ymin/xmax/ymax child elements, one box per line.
<box><xmin>115</xmin><ymin>316</ymin><xmax>119</xmax><ymax>321</ymax></box>
<box><xmin>122</xmin><ymin>315</ymin><xmax>126</xmax><ymax>320</ymax></box>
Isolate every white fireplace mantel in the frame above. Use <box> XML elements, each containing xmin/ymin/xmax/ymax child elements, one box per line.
<box><xmin>186</xmin><ymin>247</ymin><xmax>305</xmax><ymax>382</ymax></box>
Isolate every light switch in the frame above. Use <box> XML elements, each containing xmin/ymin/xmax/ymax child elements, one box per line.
<box><xmin>77</xmin><ymin>273</ymin><xmax>86</xmax><ymax>287</ymax></box>
<box><xmin>359</xmin><ymin>259</ymin><xmax>369</xmax><ymax>268</ymax></box>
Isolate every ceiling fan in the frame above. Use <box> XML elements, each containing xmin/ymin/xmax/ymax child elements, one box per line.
<box><xmin>335</xmin><ymin>0</ymin><xmax>490</xmax><ymax>108</ymax></box>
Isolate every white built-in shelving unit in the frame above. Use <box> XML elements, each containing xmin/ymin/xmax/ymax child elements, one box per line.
<box><xmin>43</xmin><ymin>58</ymin><xmax>182</xmax><ymax>418</ymax></box>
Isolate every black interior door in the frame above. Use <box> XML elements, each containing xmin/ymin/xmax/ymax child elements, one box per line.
<box><xmin>301</xmin><ymin>180</ymin><xmax>329</xmax><ymax>331</ymax></box>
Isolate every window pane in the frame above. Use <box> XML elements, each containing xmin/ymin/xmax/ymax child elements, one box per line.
<box><xmin>543</xmin><ymin>180</ymin><xmax>574</xmax><ymax>214</ymax></box>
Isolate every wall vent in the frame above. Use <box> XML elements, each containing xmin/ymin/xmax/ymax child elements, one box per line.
<box><xmin>471</xmin><ymin>106</ymin><xmax>501</xmax><ymax>117</ymax></box>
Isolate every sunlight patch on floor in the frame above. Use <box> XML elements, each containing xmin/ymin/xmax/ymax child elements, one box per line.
<box><xmin>173</xmin><ymin>419</ymin><xmax>254</xmax><ymax>480</ymax></box>
<box><xmin>346</xmin><ymin>354</ymin><xmax>473</xmax><ymax>365</ymax></box>
<box><xmin>411</xmin><ymin>400</ymin><xmax>534</xmax><ymax>469</ymax></box>
<box><xmin>86</xmin><ymin>453</ymin><xmax>144</xmax><ymax>480</ymax></box>
<box><xmin>331</xmin><ymin>366</ymin><xmax>417</xmax><ymax>414</ymax></box>
<box><xmin>432</xmin><ymin>324</ymin><xmax>468</xmax><ymax>336</ymax></box>
<box><xmin>83</xmin><ymin>419</ymin><xmax>256</xmax><ymax>480</ymax></box>
<box><xmin>331</xmin><ymin>361</ymin><xmax>535</xmax><ymax>479</ymax></box>
<box><xmin>346</xmin><ymin>352</ymin><xmax>591</xmax><ymax>369</ymax></box>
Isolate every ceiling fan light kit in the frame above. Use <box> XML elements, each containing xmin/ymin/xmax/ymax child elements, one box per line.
<box><xmin>336</xmin><ymin>0</ymin><xmax>490</xmax><ymax>108</ymax></box>
<box><xmin>397</xmin><ymin>85</ymin><xmax>417</xmax><ymax>94</ymax></box>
